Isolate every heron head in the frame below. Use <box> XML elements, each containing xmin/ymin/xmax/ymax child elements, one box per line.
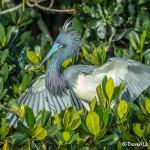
<box><xmin>38</xmin><ymin>18</ymin><xmax>81</xmax><ymax>69</ymax></box>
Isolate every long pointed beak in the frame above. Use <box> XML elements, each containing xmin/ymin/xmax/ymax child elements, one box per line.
<box><xmin>38</xmin><ymin>42</ymin><xmax>60</xmax><ymax>69</ymax></box>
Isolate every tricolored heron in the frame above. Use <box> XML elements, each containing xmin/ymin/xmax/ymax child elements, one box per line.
<box><xmin>7</xmin><ymin>19</ymin><xmax>150</xmax><ymax>126</ymax></box>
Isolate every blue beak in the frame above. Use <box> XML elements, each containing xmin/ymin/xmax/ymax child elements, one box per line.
<box><xmin>38</xmin><ymin>42</ymin><xmax>60</xmax><ymax>69</ymax></box>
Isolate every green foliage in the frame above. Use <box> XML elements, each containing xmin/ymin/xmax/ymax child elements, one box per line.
<box><xmin>1</xmin><ymin>78</ymin><xmax>150</xmax><ymax>149</ymax></box>
<box><xmin>0</xmin><ymin>0</ymin><xmax>150</xmax><ymax>149</ymax></box>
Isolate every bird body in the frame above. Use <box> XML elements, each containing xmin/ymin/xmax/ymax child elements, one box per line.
<box><xmin>6</xmin><ymin>19</ymin><xmax>150</xmax><ymax>126</ymax></box>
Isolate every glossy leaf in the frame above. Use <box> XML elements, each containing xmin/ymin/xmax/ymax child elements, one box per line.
<box><xmin>31</xmin><ymin>125</ymin><xmax>47</xmax><ymax>139</ymax></box>
<box><xmin>90</xmin><ymin>97</ymin><xmax>97</xmax><ymax>111</ymax></box>
<box><xmin>64</xmin><ymin>110</ymin><xmax>74</xmax><ymax>129</ymax></box>
<box><xmin>86</xmin><ymin>111</ymin><xmax>100</xmax><ymax>135</ymax></box>
<box><xmin>118</xmin><ymin>100</ymin><xmax>128</xmax><ymax>118</ymax></box>
<box><xmin>0</xmin><ymin>118</ymin><xmax>9</xmax><ymax>138</ymax></box>
<box><xmin>0</xmin><ymin>77</ymin><xmax>3</xmax><ymax>94</ymax></box>
<box><xmin>27</xmin><ymin>51</ymin><xmax>40</xmax><ymax>65</ymax></box>
<box><xmin>0</xmin><ymin>24</ymin><xmax>5</xmax><ymax>43</ymax></box>
<box><xmin>0</xmin><ymin>49</ymin><xmax>9</xmax><ymax>66</ymax></box>
<box><xmin>83</xmin><ymin>5</ymin><xmax>96</xmax><ymax>17</ymax></box>
<box><xmin>17</xmin><ymin>121</ymin><xmax>30</xmax><ymax>135</ymax></box>
<box><xmin>97</xmin><ymin>134</ymin><xmax>119</xmax><ymax>146</ymax></box>
<box><xmin>96</xmin><ymin>85</ymin><xmax>106</xmax><ymax>110</ymax></box>
<box><xmin>145</xmin><ymin>98</ymin><xmax>150</xmax><ymax>114</ymax></box>
<box><xmin>47</xmin><ymin>124</ymin><xmax>59</xmax><ymax>137</ymax></box>
<box><xmin>140</xmin><ymin>30</ymin><xmax>146</xmax><ymax>52</ymax></box>
<box><xmin>106</xmin><ymin>77</ymin><xmax>114</xmax><ymax>103</ymax></box>
<box><xmin>68</xmin><ymin>133</ymin><xmax>78</xmax><ymax>144</ymax></box>
<box><xmin>80</xmin><ymin>114</ymin><xmax>91</xmax><ymax>133</ymax></box>
<box><xmin>71</xmin><ymin>109</ymin><xmax>84</xmax><ymax>130</ymax></box>
<box><xmin>103</xmin><ymin>108</ymin><xmax>109</xmax><ymax>128</ymax></box>
<box><xmin>132</xmin><ymin>123</ymin><xmax>144</xmax><ymax>138</ymax></box>
<box><xmin>63</xmin><ymin>131</ymin><xmax>70</xmax><ymax>142</ymax></box>
<box><xmin>25</xmin><ymin>106</ymin><xmax>35</xmax><ymax>130</ymax></box>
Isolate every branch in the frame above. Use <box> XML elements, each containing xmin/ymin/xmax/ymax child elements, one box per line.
<box><xmin>49</xmin><ymin>0</ymin><xmax>54</xmax><ymax>8</ymax></box>
<box><xmin>0</xmin><ymin>0</ymin><xmax>75</xmax><ymax>16</ymax></box>
<box><xmin>0</xmin><ymin>3</ymin><xmax>22</xmax><ymax>15</ymax></box>
<box><xmin>32</xmin><ymin>0</ymin><xmax>75</xmax><ymax>12</ymax></box>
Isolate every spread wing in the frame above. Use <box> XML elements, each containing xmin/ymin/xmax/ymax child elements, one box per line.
<box><xmin>92</xmin><ymin>57</ymin><xmax>150</xmax><ymax>102</ymax></box>
<box><xmin>6</xmin><ymin>75</ymin><xmax>84</xmax><ymax>127</ymax></box>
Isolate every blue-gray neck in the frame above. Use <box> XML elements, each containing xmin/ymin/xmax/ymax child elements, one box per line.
<box><xmin>45</xmin><ymin>45</ymin><xmax>79</xmax><ymax>95</ymax></box>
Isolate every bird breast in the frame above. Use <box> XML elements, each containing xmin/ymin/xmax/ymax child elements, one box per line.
<box><xmin>73</xmin><ymin>73</ymin><xmax>103</xmax><ymax>102</ymax></box>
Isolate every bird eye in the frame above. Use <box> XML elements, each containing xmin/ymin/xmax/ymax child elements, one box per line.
<box><xmin>56</xmin><ymin>41</ymin><xmax>59</xmax><ymax>44</ymax></box>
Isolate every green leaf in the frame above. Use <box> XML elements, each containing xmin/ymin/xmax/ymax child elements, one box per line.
<box><xmin>118</xmin><ymin>100</ymin><xmax>128</xmax><ymax>118</ymax></box>
<box><xmin>96</xmin><ymin>128</ymin><xmax>107</xmax><ymax>140</ymax></box>
<box><xmin>80</xmin><ymin>114</ymin><xmax>91</xmax><ymax>133</ymax></box>
<box><xmin>9</xmin><ymin>133</ymin><xmax>25</xmax><ymax>140</ymax></box>
<box><xmin>0</xmin><ymin>24</ymin><xmax>5</xmax><ymax>43</ymax></box>
<box><xmin>122</xmin><ymin>130</ymin><xmax>134</xmax><ymax>142</ymax></box>
<box><xmin>106</xmin><ymin>77</ymin><xmax>114</xmax><ymax>103</ymax></box>
<box><xmin>21</xmin><ymin>74</ymin><xmax>28</xmax><ymax>93</ymax></box>
<box><xmin>145</xmin><ymin>98</ymin><xmax>150</xmax><ymax>115</ymax></box>
<box><xmin>129</xmin><ymin>31</ymin><xmax>140</xmax><ymax>50</ymax></box>
<box><xmin>132</xmin><ymin>123</ymin><xmax>144</xmax><ymax>138</ymax></box>
<box><xmin>86</xmin><ymin>111</ymin><xmax>100</xmax><ymax>135</ymax></box>
<box><xmin>79</xmin><ymin>147</ymin><xmax>89</xmax><ymax>150</ymax></box>
<box><xmin>35</xmin><ymin>110</ymin><xmax>42</xmax><ymax>126</ymax></box>
<box><xmin>97</xmin><ymin>134</ymin><xmax>119</xmax><ymax>146</ymax></box>
<box><xmin>6</xmin><ymin>26</ymin><xmax>19</xmax><ymax>44</ymax></box>
<box><xmin>103</xmin><ymin>108</ymin><xmax>109</xmax><ymax>128</ymax></box>
<box><xmin>68</xmin><ymin>133</ymin><xmax>78</xmax><ymax>144</ymax></box>
<box><xmin>64</xmin><ymin>110</ymin><xmax>74</xmax><ymax>129</ymax></box>
<box><xmin>96</xmin><ymin>85</ymin><xmax>106</xmax><ymax>110</ymax></box>
<box><xmin>54</xmin><ymin>112</ymin><xmax>61</xmax><ymax>129</ymax></box>
<box><xmin>55</xmin><ymin>131</ymin><xmax>65</xmax><ymax>142</ymax></box>
<box><xmin>31</xmin><ymin>125</ymin><xmax>47</xmax><ymax>139</ymax></box>
<box><xmin>140</xmin><ymin>30</ymin><xmax>146</xmax><ymax>52</ymax></box>
<box><xmin>95</xmin><ymin>105</ymin><xmax>103</xmax><ymax>121</ymax></box>
<box><xmin>0</xmin><ymin>77</ymin><xmax>3</xmax><ymax>94</ymax></box>
<box><xmin>71</xmin><ymin>109</ymin><xmax>84</xmax><ymax>130</ymax></box>
<box><xmin>14</xmin><ymin>135</ymin><xmax>29</xmax><ymax>148</ymax></box>
<box><xmin>27</xmin><ymin>51</ymin><xmax>40</xmax><ymax>65</ymax></box>
<box><xmin>143</xmin><ymin>122</ymin><xmax>150</xmax><ymax>137</ymax></box>
<box><xmin>90</xmin><ymin>97</ymin><xmax>97</xmax><ymax>111</ymax></box>
<box><xmin>97</xmin><ymin>21</ymin><xmax>107</xmax><ymax>39</ymax></box>
<box><xmin>0</xmin><ymin>63</ymin><xmax>9</xmax><ymax>81</ymax></box>
<box><xmin>63</xmin><ymin>131</ymin><xmax>70</xmax><ymax>142</ymax></box>
<box><xmin>0</xmin><ymin>89</ymin><xmax>8</xmax><ymax>100</ymax></box>
<box><xmin>13</xmin><ymin>84</ymin><xmax>21</xmax><ymax>96</ymax></box>
<box><xmin>25</xmin><ymin>106</ymin><xmax>35</xmax><ymax>130</ymax></box>
<box><xmin>41</xmin><ymin>109</ymin><xmax>51</xmax><ymax>127</ymax></box>
<box><xmin>112</xmin><ymin>83</ymin><xmax>125</xmax><ymax>101</ymax></box>
<box><xmin>110</xmin><ymin>16</ymin><xmax>124</xmax><ymax>26</ymax></box>
<box><xmin>17</xmin><ymin>121</ymin><xmax>30</xmax><ymax>135</ymax></box>
<box><xmin>62</xmin><ymin>58</ymin><xmax>72</xmax><ymax>68</ymax></box>
<box><xmin>72</xmin><ymin>17</ymin><xmax>83</xmax><ymax>35</ymax></box>
<box><xmin>83</xmin><ymin>5</ymin><xmax>96</xmax><ymax>17</ymax></box>
<box><xmin>0</xmin><ymin>118</ymin><xmax>9</xmax><ymax>138</ymax></box>
<box><xmin>47</xmin><ymin>124</ymin><xmax>59</xmax><ymax>137</ymax></box>
<box><xmin>0</xmin><ymin>49</ymin><xmax>9</xmax><ymax>66</ymax></box>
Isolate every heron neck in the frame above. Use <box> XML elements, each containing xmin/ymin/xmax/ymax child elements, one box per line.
<box><xmin>45</xmin><ymin>46</ymin><xmax>75</xmax><ymax>95</ymax></box>
<box><xmin>47</xmin><ymin>46</ymin><xmax>76</xmax><ymax>74</ymax></box>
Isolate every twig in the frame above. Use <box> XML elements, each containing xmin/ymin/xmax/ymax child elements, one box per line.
<box><xmin>0</xmin><ymin>3</ymin><xmax>22</xmax><ymax>15</ymax></box>
<box><xmin>0</xmin><ymin>0</ymin><xmax>75</xmax><ymax>16</ymax></box>
<box><xmin>49</xmin><ymin>0</ymin><xmax>54</xmax><ymax>8</ymax></box>
<box><xmin>83</xmin><ymin>135</ymin><xmax>91</xmax><ymax>143</ymax></box>
<box><xmin>85</xmin><ymin>137</ymin><xmax>96</xmax><ymax>146</ymax></box>
<box><xmin>107</xmin><ymin>122</ymin><xmax>119</xmax><ymax>129</ymax></box>
<box><xmin>30</xmin><ymin>0</ymin><xmax>47</xmax><ymax>3</ymax></box>
<box><xmin>34</xmin><ymin>2</ymin><xmax>75</xmax><ymax>13</ymax></box>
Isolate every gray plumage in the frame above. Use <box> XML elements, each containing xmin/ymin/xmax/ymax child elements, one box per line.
<box><xmin>6</xmin><ymin>18</ymin><xmax>150</xmax><ymax>126</ymax></box>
